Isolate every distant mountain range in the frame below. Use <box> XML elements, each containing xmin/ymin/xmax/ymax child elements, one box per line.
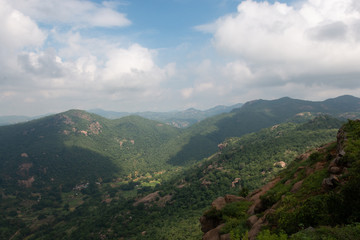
<box><xmin>88</xmin><ymin>103</ymin><xmax>243</xmax><ymax>128</ymax></box>
<box><xmin>0</xmin><ymin>103</ymin><xmax>243</xmax><ymax>127</ymax></box>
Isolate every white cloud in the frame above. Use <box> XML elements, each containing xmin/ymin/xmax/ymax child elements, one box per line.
<box><xmin>0</xmin><ymin>0</ymin><xmax>175</xmax><ymax>115</ymax></box>
<box><xmin>181</xmin><ymin>88</ymin><xmax>194</xmax><ymax>99</ymax></box>
<box><xmin>6</xmin><ymin>0</ymin><xmax>131</xmax><ymax>28</ymax></box>
<box><xmin>0</xmin><ymin>0</ymin><xmax>46</xmax><ymax>57</ymax></box>
<box><xmin>197</xmin><ymin>0</ymin><xmax>360</xmax><ymax>91</ymax></box>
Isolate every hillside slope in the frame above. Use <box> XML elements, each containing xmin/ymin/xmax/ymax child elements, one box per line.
<box><xmin>0</xmin><ymin>110</ymin><xmax>181</xmax><ymax>192</ymax></box>
<box><xmin>0</xmin><ymin>115</ymin><xmax>343</xmax><ymax>240</ymax></box>
<box><xmin>200</xmin><ymin>119</ymin><xmax>360</xmax><ymax>240</ymax></box>
<box><xmin>168</xmin><ymin>95</ymin><xmax>360</xmax><ymax>166</ymax></box>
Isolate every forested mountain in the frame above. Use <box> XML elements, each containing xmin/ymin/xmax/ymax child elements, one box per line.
<box><xmin>200</xmin><ymin>119</ymin><xmax>360</xmax><ymax>240</ymax></box>
<box><xmin>0</xmin><ymin>110</ymin><xmax>182</xmax><ymax>193</ymax></box>
<box><xmin>167</xmin><ymin>95</ymin><xmax>360</xmax><ymax>166</ymax></box>
<box><xmin>0</xmin><ymin>114</ymin><xmax>344</xmax><ymax>239</ymax></box>
<box><xmin>0</xmin><ymin>95</ymin><xmax>360</xmax><ymax>240</ymax></box>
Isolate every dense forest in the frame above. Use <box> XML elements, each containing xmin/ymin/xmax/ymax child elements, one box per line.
<box><xmin>0</xmin><ymin>95</ymin><xmax>360</xmax><ymax>239</ymax></box>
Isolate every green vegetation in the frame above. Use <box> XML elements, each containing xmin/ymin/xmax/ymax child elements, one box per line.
<box><xmin>209</xmin><ymin>119</ymin><xmax>360</xmax><ymax>240</ymax></box>
<box><xmin>0</xmin><ymin>96</ymin><xmax>360</xmax><ymax>239</ymax></box>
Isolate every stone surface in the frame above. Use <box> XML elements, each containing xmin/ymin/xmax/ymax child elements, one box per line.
<box><xmin>202</xmin><ymin>224</ymin><xmax>225</xmax><ymax>240</ymax></box>
<box><xmin>224</xmin><ymin>194</ymin><xmax>244</xmax><ymax>204</ymax></box>
<box><xmin>247</xmin><ymin>215</ymin><xmax>258</xmax><ymax>227</ymax></box>
<box><xmin>212</xmin><ymin>197</ymin><xmax>227</xmax><ymax>211</ymax></box>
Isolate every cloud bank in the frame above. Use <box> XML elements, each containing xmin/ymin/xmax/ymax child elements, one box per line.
<box><xmin>0</xmin><ymin>0</ymin><xmax>174</xmax><ymax>115</ymax></box>
<box><xmin>194</xmin><ymin>0</ymin><xmax>360</xmax><ymax>100</ymax></box>
<box><xmin>1</xmin><ymin>0</ymin><xmax>360</xmax><ymax>115</ymax></box>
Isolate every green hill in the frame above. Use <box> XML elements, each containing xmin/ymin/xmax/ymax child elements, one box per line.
<box><xmin>0</xmin><ymin>110</ymin><xmax>181</xmax><ymax>193</ymax></box>
<box><xmin>168</xmin><ymin>95</ymin><xmax>360</xmax><ymax>166</ymax></box>
<box><xmin>200</xmin><ymin>119</ymin><xmax>360</xmax><ymax>240</ymax></box>
<box><xmin>0</xmin><ymin>115</ymin><xmax>343</xmax><ymax>240</ymax></box>
<box><xmin>0</xmin><ymin>96</ymin><xmax>360</xmax><ymax>240</ymax></box>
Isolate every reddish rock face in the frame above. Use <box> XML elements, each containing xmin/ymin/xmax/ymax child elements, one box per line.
<box><xmin>202</xmin><ymin>224</ymin><xmax>225</xmax><ymax>240</ymax></box>
<box><xmin>211</xmin><ymin>197</ymin><xmax>226</xmax><ymax>211</ymax></box>
<box><xmin>224</xmin><ymin>194</ymin><xmax>244</xmax><ymax>203</ymax></box>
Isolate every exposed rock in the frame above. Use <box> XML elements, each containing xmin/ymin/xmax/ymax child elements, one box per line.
<box><xmin>157</xmin><ymin>194</ymin><xmax>172</xmax><ymax>207</ymax></box>
<box><xmin>133</xmin><ymin>191</ymin><xmax>159</xmax><ymax>206</ymax></box>
<box><xmin>202</xmin><ymin>224</ymin><xmax>225</xmax><ymax>240</ymax></box>
<box><xmin>291</xmin><ymin>180</ymin><xmax>303</xmax><ymax>193</ymax></box>
<box><xmin>224</xmin><ymin>194</ymin><xmax>244</xmax><ymax>203</ymax></box>
<box><xmin>247</xmin><ymin>177</ymin><xmax>281</xmax><ymax>215</ymax></box>
<box><xmin>231</xmin><ymin>178</ymin><xmax>241</xmax><ymax>188</ymax></box>
<box><xmin>247</xmin><ymin>215</ymin><xmax>258</xmax><ymax>227</ymax></box>
<box><xmin>220</xmin><ymin>233</ymin><xmax>230</xmax><ymax>240</ymax></box>
<box><xmin>212</xmin><ymin>197</ymin><xmax>226</xmax><ymax>211</ymax></box>
<box><xmin>274</xmin><ymin>161</ymin><xmax>286</xmax><ymax>168</ymax></box>
<box><xmin>271</xmin><ymin>124</ymin><xmax>280</xmax><ymax>130</ymax></box>
<box><xmin>248</xmin><ymin>217</ymin><xmax>265</xmax><ymax>240</ymax></box>
<box><xmin>329</xmin><ymin>166</ymin><xmax>342</xmax><ymax>174</ymax></box>
<box><xmin>89</xmin><ymin>121</ymin><xmax>102</xmax><ymax>134</ymax></box>
<box><xmin>322</xmin><ymin>175</ymin><xmax>339</xmax><ymax>190</ymax></box>
<box><xmin>80</xmin><ymin>130</ymin><xmax>88</xmax><ymax>136</ymax></box>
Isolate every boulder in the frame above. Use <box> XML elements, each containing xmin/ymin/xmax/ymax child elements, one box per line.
<box><xmin>322</xmin><ymin>175</ymin><xmax>339</xmax><ymax>190</ymax></box>
<box><xmin>220</xmin><ymin>233</ymin><xmax>230</xmax><ymax>240</ymax></box>
<box><xmin>202</xmin><ymin>224</ymin><xmax>225</xmax><ymax>240</ymax></box>
<box><xmin>329</xmin><ymin>166</ymin><xmax>342</xmax><ymax>174</ymax></box>
<box><xmin>291</xmin><ymin>180</ymin><xmax>303</xmax><ymax>193</ymax></box>
<box><xmin>224</xmin><ymin>194</ymin><xmax>244</xmax><ymax>204</ymax></box>
<box><xmin>248</xmin><ymin>218</ymin><xmax>264</xmax><ymax>240</ymax></box>
<box><xmin>247</xmin><ymin>215</ymin><xmax>258</xmax><ymax>227</ymax></box>
<box><xmin>212</xmin><ymin>197</ymin><xmax>226</xmax><ymax>211</ymax></box>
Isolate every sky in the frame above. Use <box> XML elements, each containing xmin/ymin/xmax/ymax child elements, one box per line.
<box><xmin>1</xmin><ymin>0</ymin><xmax>360</xmax><ymax>116</ymax></box>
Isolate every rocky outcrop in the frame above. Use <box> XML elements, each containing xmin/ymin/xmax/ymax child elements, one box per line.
<box><xmin>247</xmin><ymin>177</ymin><xmax>280</xmax><ymax>215</ymax></box>
<box><xmin>202</xmin><ymin>224</ymin><xmax>227</xmax><ymax>240</ymax></box>
<box><xmin>200</xmin><ymin>195</ymin><xmax>245</xmax><ymax>239</ymax></box>
<box><xmin>322</xmin><ymin>125</ymin><xmax>350</xmax><ymax>191</ymax></box>
<box><xmin>211</xmin><ymin>197</ymin><xmax>227</xmax><ymax>211</ymax></box>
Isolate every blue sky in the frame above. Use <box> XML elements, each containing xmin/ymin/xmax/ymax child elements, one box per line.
<box><xmin>1</xmin><ymin>0</ymin><xmax>360</xmax><ymax>115</ymax></box>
